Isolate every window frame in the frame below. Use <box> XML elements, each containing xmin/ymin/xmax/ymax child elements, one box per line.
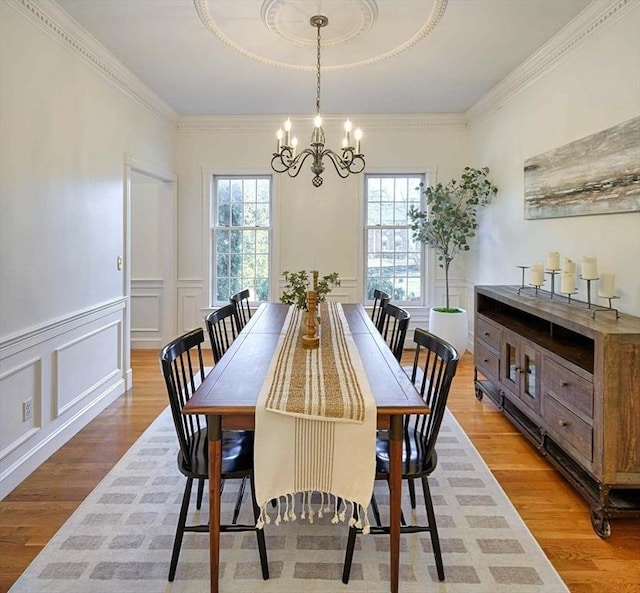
<box><xmin>208</xmin><ymin>173</ymin><xmax>274</xmax><ymax>308</ymax></box>
<box><xmin>363</xmin><ymin>172</ymin><xmax>429</xmax><ymax>307</ymax></box>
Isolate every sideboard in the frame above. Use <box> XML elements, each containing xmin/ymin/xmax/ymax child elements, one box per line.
<box><xmin>473</xmin><ymin>285</ymin><xmax>640</xmax><ymax>537</ymax></box>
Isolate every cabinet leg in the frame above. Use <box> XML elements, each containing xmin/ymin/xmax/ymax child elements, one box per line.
<box><xmin>590</xmin><ymin>509</ymin><xmax>611</xmax><ymax>539</ymax></box>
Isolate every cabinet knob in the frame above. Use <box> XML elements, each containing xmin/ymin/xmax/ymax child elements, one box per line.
<box><xmin>561</xmin><ymin>381</ymin><xmax>569</xmax><ymax>388</ymax></box>
<box><xmin>559</xmin><ymin>419</ymin><xmax>569</xmax><ymax>427</ymax></box>
<box><xmin>483</xmin><ymin>358</ymin><xmax>489</xmax><ymax>363</ymax></box>
<box><xmin>483</xmin><ymin>331</ymin><xmax>490</xmax><ymax>336</ymax></box>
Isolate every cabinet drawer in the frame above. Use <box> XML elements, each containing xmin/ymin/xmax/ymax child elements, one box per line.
<box><xmin>476</xmin><ymin>316</ymin><xmax>501</xmax><ymax>352</ymax></box>
<box><xmin>543</xmin><ymin>395</ymin><xmax>593</xmax><ymax>462</ymax></box>
<box><xmin>542</xmin><ymin>357</ymin><xmax>593</xmax><ymax>418</ymax></box>
<box><xmin>475</xmin><ymin>341</ymin><xmax>500</xmax><ymax>380</ymax></box>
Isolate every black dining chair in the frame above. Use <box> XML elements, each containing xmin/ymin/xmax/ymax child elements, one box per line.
<box><xmin>230</xmin><ymin>288</ymin><xmax>252</xmax><ymax>331</ymax></box>
<box><xmin>342</xmin><ymin>328</ymin><xmax>459</xmax><ymax>584</ymax></box>
<box><xmin>370</xmin><ymin>288</ymin><xmax>391</xmax><ymax>332</ymax></box>
<box><xmin>159</xmin><ymin>328</ymin><xmax>269</xmax><ymax>582</ymax></box>
<box><xmin>205</xmin><ymin>303</ymin><xmax>239</xmax><ymax>363</ymax></box>
<box><xmin>378</xmin><ymin>302</ymin><xmax>410</xmax><ymax>362</ymax></box>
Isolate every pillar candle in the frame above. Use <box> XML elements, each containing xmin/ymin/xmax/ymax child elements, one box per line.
<box><xmin>563</xmin><ymin>258</ymin><xmax>576</xmax><ymax>274</ymax></box>
<box><xmin>546</xmin><ymin>251</ymin><xmax>560</xmax><ymax>270</ymax></box>
<box><xmin>530</xmin><ymin>263</ymin><xmax>544</xmax><ymax>286</ymax></box>
<box><xmin>561</xmin><ymin>272</ymin><xmax>576</xmax><ymax>294</ymax></box>
<box><xmin>598</xmin><ymin>273</ymin><xmax>615</xmax><ymax>298</ymax></box>
<box><xmin>582</xmin><ymin>256</ymin><xmax>598</xmax><ymax>280</ymax></box>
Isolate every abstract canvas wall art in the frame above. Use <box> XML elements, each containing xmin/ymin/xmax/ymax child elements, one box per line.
<box><xmin>524</xmin><ymin>116</ymin><xmax>640</xmax><ymax>219</ymax></box>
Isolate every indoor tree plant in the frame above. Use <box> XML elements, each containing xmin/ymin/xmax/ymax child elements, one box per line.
<box><xmin>280</xmin><ymin>270</ymin><xmax>340</xmax><ymax>311</ymax></box>
<box><xmin>408</xmin><ymin>166</ymin><xmax>498</xmax><ymax>354</ymax></box>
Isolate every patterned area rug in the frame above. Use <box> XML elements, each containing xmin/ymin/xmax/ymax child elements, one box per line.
<box><xmin>9</xmin><ymin>407</ymin><xmax>569</xmax><ymax>593</ymax></box>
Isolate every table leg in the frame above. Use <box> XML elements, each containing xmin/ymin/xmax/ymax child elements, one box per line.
<box><xmin>389</xmin><ymin>415</ymin><xmax>403</xmax><ymax>593</ymax></box>
<box><xmin>208</xmin><ymin>415</ymin><xmax>222</xmax><ymax>593</ymax></box>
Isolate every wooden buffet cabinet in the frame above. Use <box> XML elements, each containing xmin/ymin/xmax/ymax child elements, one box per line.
<box><xmin>473</xmin><ymin>285</ymin><xmax>640</xmax><ymax>537</ymax></box>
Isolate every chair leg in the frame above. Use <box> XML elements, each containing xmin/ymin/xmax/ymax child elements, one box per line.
<box><xmin>342</xmin><ymin>506</ymin><xmax>359</xmax><ymax>584</ymax></box>
<box><xmin>422</xmin><ymin>476</ymin><xmax>444</xmax><ymax>581</ymax></box>
<box><xmin>249</xmin><ymin>474</ymin><xmax>269</xmax><ymax>580</ymax></box>
<box><xmin>370</xmin><ymin>492</ymin><xmax>382</xmax><ymax>527</ymax></box>
<box><xmin>408</xmin><ymin>478</ymin><xmax>417</xmax><ymax>509</ymax></box>
<box><xmin>169</xmin><ymin>477</ymin><xmax>193</xmax><ymax>581</ymax></box>
<box><xmin>196</xmin><ymin>478</ymin><xmax>205</xmax><ymax>510</ymax></box>
<box><xmin>232</xmin><ymin>476</ymin><xmax>247</xmax><ymax>524</ymax></box>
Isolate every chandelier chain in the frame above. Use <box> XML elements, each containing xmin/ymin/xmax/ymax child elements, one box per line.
<box><xmin>315</xmin><ymin>21</ymin><xmax>321</xmax><ymax>115</ymax></box>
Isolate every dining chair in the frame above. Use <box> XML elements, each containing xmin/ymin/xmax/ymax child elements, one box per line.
<box><xmin>378</xmin><ymin>302</ymin><xmax>410</xmax><ymax>362</ymax></box>
<box><xmin>370</xmin><ymin>288</ymin><xmax>391</xmax><ymax>332</ymax></box>
<box><xmin>205</xmin><ymin>303</ymin><xmax>239</xmax><ymax>363</ymax></box>
<box><xmin>342</xmin><ymin>328</ymin><xmax>459</xmax><ymax>583</ymax></box>
<box><xmin>230</xmin><ymin>288</ymin><xmax>252</xmax><ymax>331</ymax></box>
<box><xmin>159</xmin><ymin>328</ymin><xmax>269</xmax><ymax>582</ymax></box>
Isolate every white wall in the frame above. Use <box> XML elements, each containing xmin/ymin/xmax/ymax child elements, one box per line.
<box><xmin>175</xmin><ymin>116</ymin><xmax>470</xmax><ymax>332</ymax></box>
<box><xmin>0</xmin><ymin>0</ymin><xmax>176</xmax><ymax>497</ymax></box>
<box><xmin>468</xmin><ymin>4</ymin><xmax>640</xmax><ymax>316</ymax></box>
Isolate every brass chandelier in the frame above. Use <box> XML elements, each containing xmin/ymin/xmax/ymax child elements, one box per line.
<box><xmin>271</xmin><ymin>15</ymin><xmax>365</xmax><ymax>187</ymax></box>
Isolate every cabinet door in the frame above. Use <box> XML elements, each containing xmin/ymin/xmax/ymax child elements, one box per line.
<box><xmin>519</xmin><ymin>343</ymin><xmax>539</xmax><ymax>412</ymax></box>
<box><xmin>501</xmin><ymin>332</ymin><xmax>520</xmax><ymax>394</ymax></box>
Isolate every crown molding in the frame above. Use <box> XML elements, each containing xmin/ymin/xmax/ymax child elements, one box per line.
<box><xmin>178</xmin><ymin>113</ymin><xmax>468</xmax><ymax>131</ymax></box>
<box><xmin>466</xmin><ymin>0</ymin><xmax>636</xmax><ymax>126</ymax></box>
<box><xmin>8</xmin><ymin>0</ymin><xmax>178</xmax><ymax>127</ymax></box>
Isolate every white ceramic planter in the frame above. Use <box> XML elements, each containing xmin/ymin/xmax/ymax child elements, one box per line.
<box><xmin>428</xmin><ymin>308</ymin><xmax>468</xmax><ymax>356</ymax></box>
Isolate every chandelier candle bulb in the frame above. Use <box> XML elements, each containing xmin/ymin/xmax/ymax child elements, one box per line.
<box><xmin>598</xmin><ymin>273</ymin><xmax>616</xmax><ymax>298</ymax></box>
<box><xmin>355</xmin><ymin>128</ymin><xmax>362</xmax><ymax>154</ymax></box>
<box><xmin>561</xmin><ymin>272</ymin><xmax>576</xmax><ymax>294</ymax></box>
<box><xmin>546</xmin><ymin>251</ymin><xmax>560</xmax><ymax>270</ymax></box>
<box><xmin>582</xmin><ymin>256</ymin><xmax>598</xmax><ymax>280</ymax></box>
<box><xmin>284</xmin><ymin>118</ymin><xmax>291</xmax><ymax>147</ymax></box>
<box><xmin>276</xmin><ymin>128</ymin><xmax>283</xmax><ymax>152</ymax></box>
<box><xmin>563</xmin><ymin>258</ymin><xmax>576</xmax><ymax>274</ymax></box>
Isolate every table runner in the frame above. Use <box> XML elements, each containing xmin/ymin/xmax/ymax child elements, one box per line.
<box><xmin>255</xmin><ymin>303</ymin><xmax>376</xmax><ymax>533</ymax></box>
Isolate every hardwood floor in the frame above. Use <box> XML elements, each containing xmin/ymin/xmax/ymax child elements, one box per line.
<box><xmin>0</xmin><ymin>349</ymin><xmax>638</xmax><ymax>593</ymax></box>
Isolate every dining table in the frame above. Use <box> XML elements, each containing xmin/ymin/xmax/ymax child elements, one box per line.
<box><xmin>183</xmin><ymin>302</ymin><xmax>429</xmax><ymax>593</ymax></box>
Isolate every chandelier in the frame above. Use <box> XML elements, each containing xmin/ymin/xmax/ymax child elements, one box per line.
<box><xmin>271</xmin><ymin>15</ymin><xmax>365</xmax><ymax>187</ymax></box>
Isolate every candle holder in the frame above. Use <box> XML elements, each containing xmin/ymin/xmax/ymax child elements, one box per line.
<box><xmin>580</xmin><ymin>276</ymin><xmax>597</xmax><ymax>309</ymax></box>
<box><xmin>560</xmin><ymin>289</ymin><xmax>578</xmax><ymax>304</ymax></box>
<box><xmin>593</xmin><ymin>295</ymin><xmax>620</xmax><ymax>319</ymax></box>
<box><xmin>301</xmin><ymin>290</ymin><xmax>320</xmax><ymax>349</ymax></box>
<box><xmin>516</xmin><ymin>265</ymin><xmax>545</xmax><ymax>295</ymax></box>
<box><xmin>545</xmin><ymin>269</ymin><xmax>560</xmax><ymax>299</ymax></box>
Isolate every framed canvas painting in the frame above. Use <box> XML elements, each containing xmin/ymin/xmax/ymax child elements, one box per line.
<box><xmin>524</xmin><ymin>116</ymin><xmax>640</xmax><ymax>219</ymax></box>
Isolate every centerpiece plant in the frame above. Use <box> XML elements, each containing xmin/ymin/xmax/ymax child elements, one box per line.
<box><xmin>280</xmin><ymin>270</ymin><xmax>340</xmax><ymax>311</ymax></box>
<box><xmin>408</xmin><ymin>166</ymin><xmax>498</xmax><ymax>312</ymax></box>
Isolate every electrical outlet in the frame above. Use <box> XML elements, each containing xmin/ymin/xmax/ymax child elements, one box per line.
<box><xmin>23</xmin><ymin>398</ymin><xmax>33</xmax><ymax>422</ymax></box>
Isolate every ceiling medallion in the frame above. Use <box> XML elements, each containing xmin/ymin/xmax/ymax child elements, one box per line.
<box><xmin>261</xmin><ymin>0</ymin><xmax>377</xmax><ymax>47</ymax></box>
<box><xmin>194</xmin><ymin>0</ymin><xmax>448</xmax><ymax>71</ymax></box>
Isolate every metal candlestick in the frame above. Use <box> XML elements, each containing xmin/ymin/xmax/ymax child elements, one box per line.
<box><xmin>545</xmin><ymin>269</ymin><xmax>560</xmax><ymax>299</ymax></box>
<box><xmin>517</xmin><ymin>266</ymin><xmax>529</xmax><ymax>294</ymax></box>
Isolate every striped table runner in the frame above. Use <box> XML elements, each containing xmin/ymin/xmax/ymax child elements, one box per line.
<box><xmin>255</xmin><ymin>303</ymin><xmax>376</xmax><ymax>532</ymax></box>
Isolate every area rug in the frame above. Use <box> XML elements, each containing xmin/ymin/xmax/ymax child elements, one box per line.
<box><xmin>9</xmin><ymin>407</ymin><xmax>569</xmax><ymax>593</ymax></box>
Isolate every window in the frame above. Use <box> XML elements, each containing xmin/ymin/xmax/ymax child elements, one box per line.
<box><xmin>365</xmin><ymin>174</ymin><xmax>424</xmax><ymax>304</ymax></box>
<box><xmin>211</xmin><ymin>176</ymin><xmax>271</xmax><ymax>305</ymax></box>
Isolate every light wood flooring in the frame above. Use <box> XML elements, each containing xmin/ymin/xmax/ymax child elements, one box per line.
<box><xmin>1</xmin><ymin>349</ymin><xmax>638</xmax><ymax>593</ymax></box>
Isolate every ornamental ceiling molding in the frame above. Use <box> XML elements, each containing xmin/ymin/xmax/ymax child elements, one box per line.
<box><xmin>466</xmin><ymin>0</ymin><xmax>634</xmax><ymax>125</ymax></box>
<box><xmin>194</xmin><ymin>0</ymin><xmax>448</xmax><ymax>72</ymax></box>
<box><xmin>177</xmin><ymin>113</ymin><xmax>467</xmax><ymax>131</ymax></box>
<box><xmin>9</xmin><ymin>0</ymin><xmax>178</xmax><ymax>126</ymax></box>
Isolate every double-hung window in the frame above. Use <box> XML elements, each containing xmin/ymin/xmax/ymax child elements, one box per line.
<box><xmin>211</xmin><ymin>176</ymin><xmax>271</xmax><ymax>305</ymax></box>
<box><xmin>365</xmin><ymin>174</ymin><xmax>425</xmax><ymax>304</ymax></box>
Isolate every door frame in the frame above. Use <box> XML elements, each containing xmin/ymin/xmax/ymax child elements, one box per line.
<box><xmin>123</xmin><ymin>155</ymin><xmax>177</xmax><ymax>389</ymax></box>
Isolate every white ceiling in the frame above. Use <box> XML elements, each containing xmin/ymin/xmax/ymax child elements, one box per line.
<box><xmin>54</xmin><ymin>0</ymin><xmax>592</xmax><ymax>116</ymax></box>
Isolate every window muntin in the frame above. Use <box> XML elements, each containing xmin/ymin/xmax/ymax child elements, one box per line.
<box><xmin>365</xmin><ymin>175</ymin><xmax>424</xmax><ymax>304</ymax></box>
<box><xmin>212</xmin><ymin>176</ymin><xmax>271</xmax><ymax>305</ymax></box>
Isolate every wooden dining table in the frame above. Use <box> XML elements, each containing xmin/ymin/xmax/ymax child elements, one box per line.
<box><xmin>183</xmin><ymin>302</ymin><xmax>428</xmax><ymax>593</ymax></box>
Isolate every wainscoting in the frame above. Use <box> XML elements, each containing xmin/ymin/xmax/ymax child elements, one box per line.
<box><xmin>0</xmin><ymin>298</ymin><xmax>127</xmax><ymax>498</ymax></box>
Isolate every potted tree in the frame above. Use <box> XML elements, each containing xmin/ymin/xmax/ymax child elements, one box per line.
<box><xmin>408</xmin><ymin>166</ymin><xmax>498</xmax><ymax>355</ymax></box>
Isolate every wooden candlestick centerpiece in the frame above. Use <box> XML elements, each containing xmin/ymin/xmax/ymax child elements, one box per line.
<box><xmin>302</xmin><ymin>290</ymin><xmax>320</xmax><ymax>349</ymax></box>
